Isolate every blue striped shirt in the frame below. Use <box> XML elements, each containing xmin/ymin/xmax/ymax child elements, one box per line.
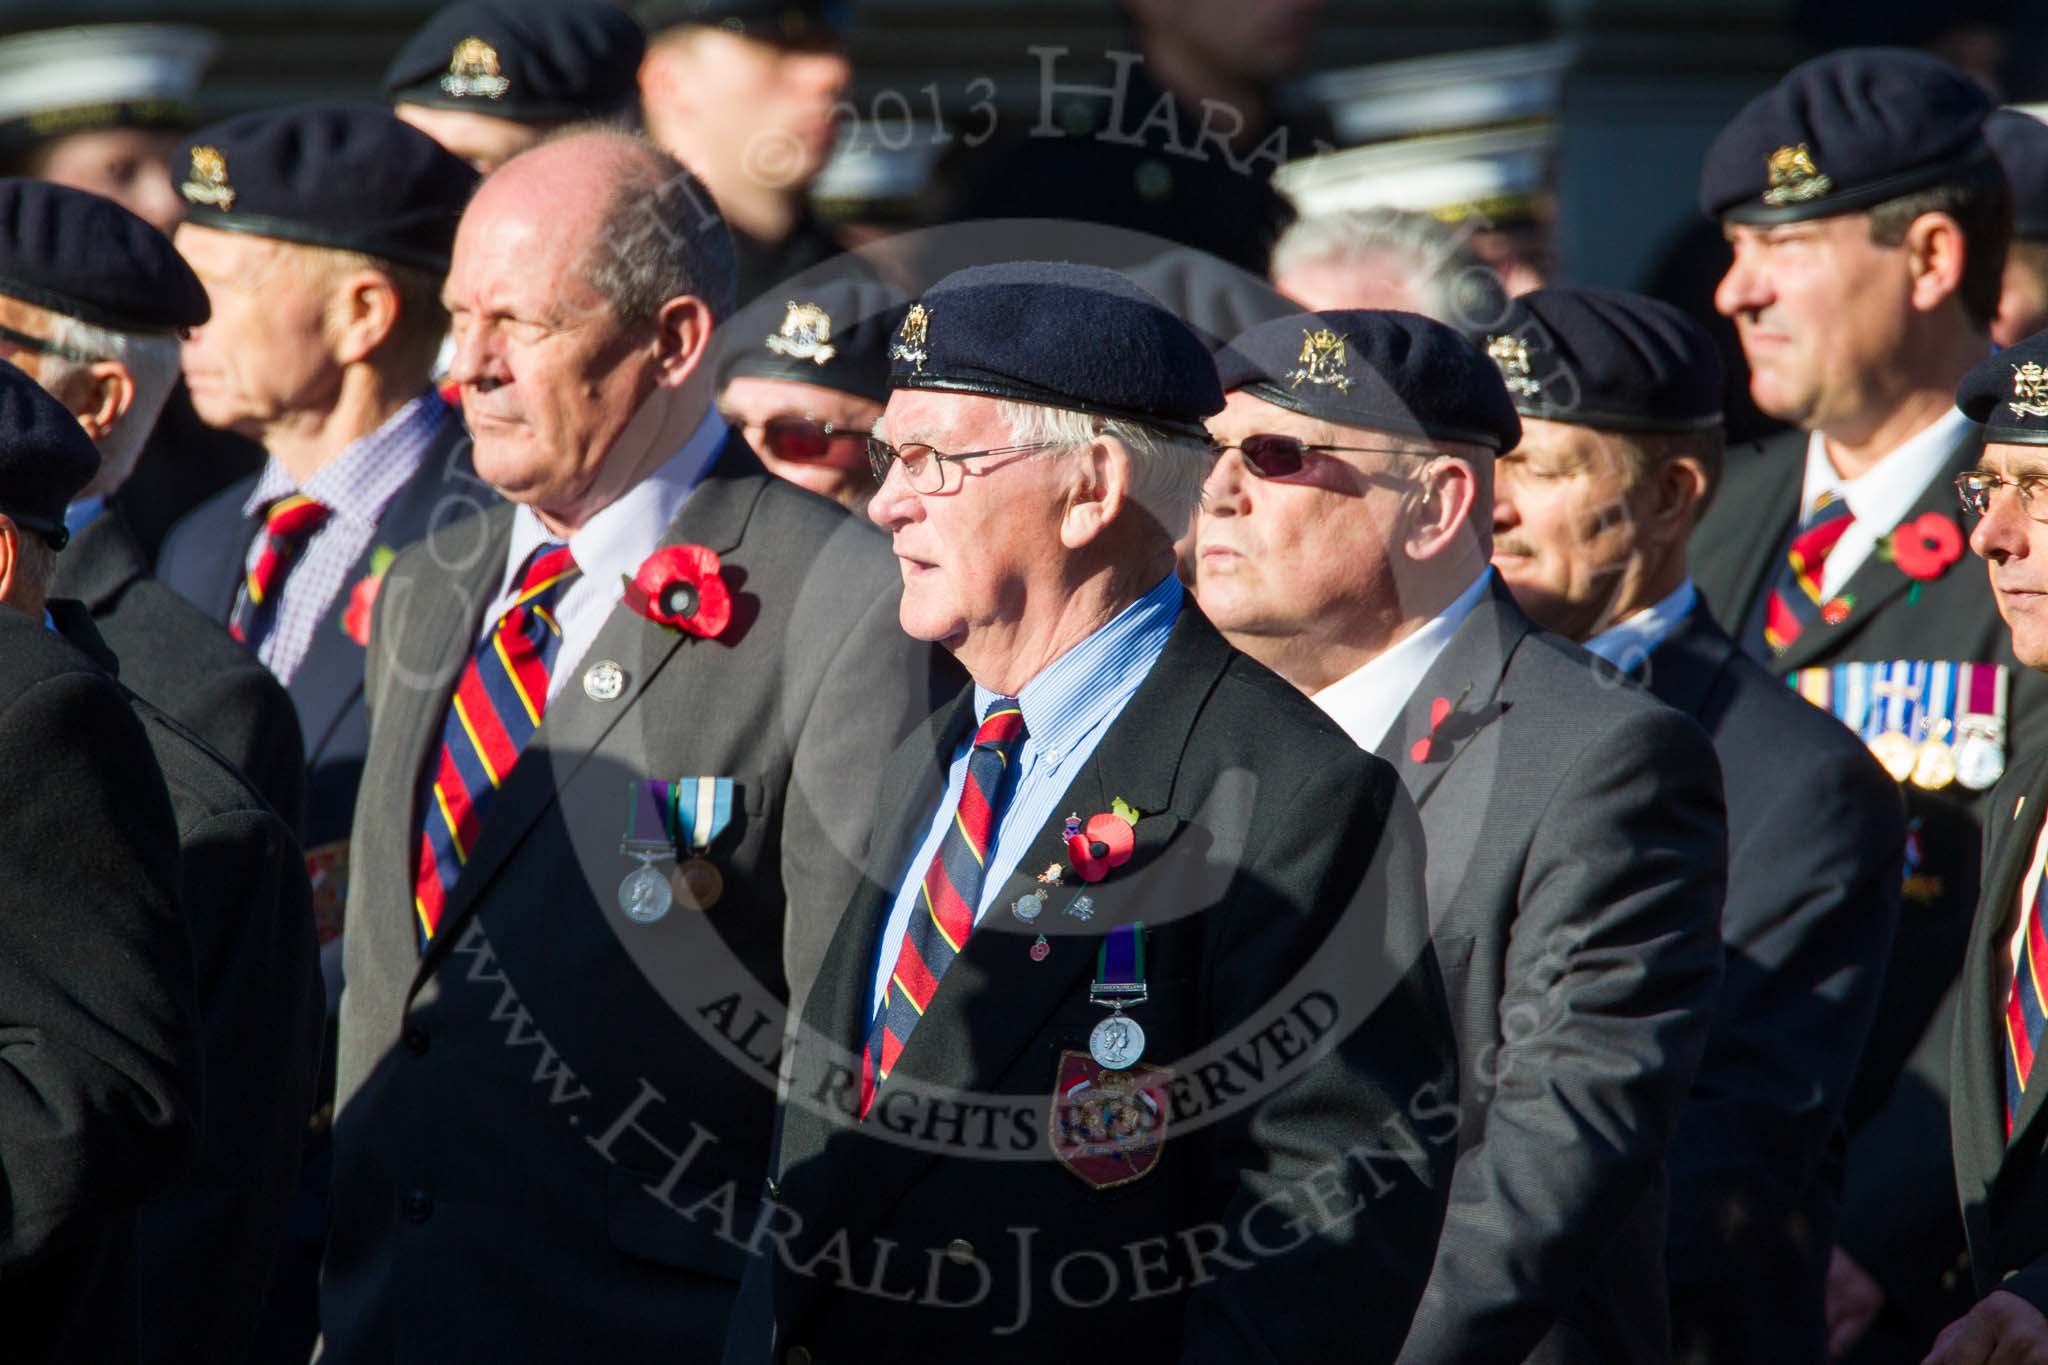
<box><xmin>867</xmin><ymin>572</ymin><xmax>1183</xmax><ymax>1019</ymax></box>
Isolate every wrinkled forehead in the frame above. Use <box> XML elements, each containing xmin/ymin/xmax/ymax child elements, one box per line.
<box><xmin>1980</xmin><ymin>441</ymin><xmax>2048</xmax><ymax>478</ymax></box>
<box><xmin>877</xmin><ymin>388</ymin><xmax>1008</xmax><ymax>447</ymax></box>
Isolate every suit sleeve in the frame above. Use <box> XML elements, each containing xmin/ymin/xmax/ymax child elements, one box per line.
<box><xmin>1397</xmin><ymin>706</ymin><xmax>1728</xmax><ymax>1365</ymax></box>
<box><xmin>0</xmin><ymin>672</ymin><xmax>200</xmax><ymax>1265</ymax></box>
<box><xmin>1179</xmin><ymin>753</ymin><xmax>1460</xmax><ymax>1365</ymax></box>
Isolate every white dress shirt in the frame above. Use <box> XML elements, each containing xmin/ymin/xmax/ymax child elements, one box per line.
<box><xmin>1312</xmin><ymin>568</ymin><xmax>1493</xmax><ymax>751</ymax></box>
<box><xmin>485</xmin><ymin>410</ymin><xmax>728</xmax><ymax>702</ymax></box>
<box><xmin>1799</xmin><ymin>408</ymin><xmax>1971</xmax><ymax>599</ymax></box>
<box><xmin>1584</xmin><ymin>577</ymin><xmax>1698</xmax><ymax>671</ymax></box>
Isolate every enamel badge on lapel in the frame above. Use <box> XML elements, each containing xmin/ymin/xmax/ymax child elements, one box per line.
<box><xmin>584</xmin><ymin>660</ymin><xmax>625</xmax><ymax>702</ymax></box>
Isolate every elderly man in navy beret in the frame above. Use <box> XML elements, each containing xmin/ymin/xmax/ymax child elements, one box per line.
<box><xmin>1191</xmin><ymin>307</ymin><xmax>1728</xmax><ymax>1365</ymax></box>
<box><xmin>730</xmin><ymin>262</ymin><xmax>1457</xmax><ymax>1364</ymax></box>
<box><xmin>1486</xmin><ymin>286</ymin><xmax>1906</xmax><ymax>1363</ymax></box>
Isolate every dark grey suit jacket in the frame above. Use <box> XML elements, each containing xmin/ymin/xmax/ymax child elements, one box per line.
<box><xmin>321</xmin><ymin>436</ymin><xmax>952</xmax><ymax>1362</ymax></box>
<box><xmin>1386</xmin><ymin>578</ymin><xmax>1728</xmax><ymax>1365</ymax></box>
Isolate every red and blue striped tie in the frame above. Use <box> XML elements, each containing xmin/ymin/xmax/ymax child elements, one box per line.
<box><xmin>412</xmin><ymin>541</ymin><xmax>581</xmax><ymax>946</ymax></box>
<box><xmin>861</xmin><ymin>697</ymin><xmax>1027</xmax><ymax>1117</ymax></box>
<box><xmin>2006</xmin><ymin>857</ymin><xmax>2048</xmax><ymax>1137</ymax></box>
<box><xmin>229</xmin><ymin>493</ymin><xmax>332</xmax><ymax>645</ymax></box>
<box><xmin>1763</xmin><ymin>492</ymin><xmax>1854</xmax><ymax>654</ymax></box>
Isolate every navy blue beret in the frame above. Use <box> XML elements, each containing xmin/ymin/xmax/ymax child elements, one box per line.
<box><xmin>1988</xmin><ymin>109</ymin><xmax>2048</xmax><ymax>239</ymax></box>
<box><xmin>385</xmin><ymin>0</ymin><xmax>646</xmax><ymax>124</ymax></box>
<box><xmin>721</xmin><ymin>277</ymin><xmax>906</xmax><ymax>404</ymax></box>
<box><xmin>1700</xmin><ymin>48</ymin><xmax>1993</xmax><ymax>225</ymax></box>
<box><xmin>174</xmin><ymin>103</ymin><xmax>480</xmax><ymax>272</ymax></box>
<box><xmin>888</xmin><ymin>262</ymin><xmax>1223</xmax><ymax>438</ymax></box>
<box><xmin>1482</xmin><ymin>287</ymin><xmax>1722</xmax><ymax>434</ymax></box>
<box><xmin>632</xmin><ymin>0</ymin><xmax>844</xmax><ymax>43</ymax></box>
<box><xmin>1217</xmin><ymin>309</ymin><xmax>1521</xmax><ymax>453</ymax></box>
<box><xmin>1956</xmin><ymin>331</ymin><xmax>2048</xmax><ymax>445</ymax></box>
<box><xmin>0</xmin><ymin>179</ymin><xmax>206</xmax><ymax>334</ymax></box>
<box><xmin>0</xmin><ymin>362</ymin><xmax>102</xmax><ymax>548</ymax></box>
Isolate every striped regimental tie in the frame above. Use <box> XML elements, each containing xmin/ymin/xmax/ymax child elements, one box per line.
<box><xmin>2008</xmin><ymin>854</ymin><xmax>2048</xmax><ymax>1138</ymax></box>
<box><xmin>1763</xmin><ymin>491</ymin><xmax>1855</xmax><ymax>654</ymax></box>
<box><xmin>411</xmin><ymin>541</ymin><xmax>581</xmax><ymax>946</ymax></box>
<box><xmin>229</xmin><ymin>493</ymin><xmax>333</xmax><ymax>645</ymax></box>
<box><xmin>861</xmin><ymin>696</ymin><xmax>1028</xmax><ymax>1118</ymax></box>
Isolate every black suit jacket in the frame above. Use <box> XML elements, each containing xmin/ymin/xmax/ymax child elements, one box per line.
<box><xmin>1952</xmin><ymin>752</ymin><xmax>2048</xmax><ymax>1310</ymax></box>
<box><xmin>49</xmin><ymin>601</ymin><xmax>326</xmax><ymax>1365</ymax></box>
<box><xmin>1692</xmin><ymin>428</ymin><xmax>2045</xmax><ymax>1339</ymax></box>
<box><xmin>739</xmin><ymin>603</ymin><xmax>1459</xmax><ymax>1365</ymax></box>
<box><xmin>54</xmin><ymin>501</ymin><xmax>306</xmax><ymax>834</ymax></box>
<box><xmin>1645</xmin><ymin>601</ymin><xmax>1905</xmax><ymax>1363</ymax></box>
<box><xmin>0</xmin><ymin>607</ymin><xmax>199</xmax><ymax>1363</ymax></box>
<box><xmin>1380</xmin><ymin>580</ymin><xmax>1728</xmax><ymax>1365</ymax></box>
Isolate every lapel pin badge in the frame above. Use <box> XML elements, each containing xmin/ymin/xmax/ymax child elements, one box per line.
<box><xmin>584</xmin><ymin>659</ymin><xmax>626</xmax><ymax>702</ymax></box>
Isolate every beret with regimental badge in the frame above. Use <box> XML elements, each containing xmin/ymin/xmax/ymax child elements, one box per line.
<box><xmin>174</xmin><ymin>103</ymin><xmax>480</xmax><ymax>272</ymax></box>
<box><xmin>722</xmin><ymin>276</ymin><xmax>906</xmax><ymax>403</ymax></box>
<box><xmin>1218</xmin><ymin>309</ymin><xmax>1522</xmax><ymax>452</ymax></box>
<box><xmin>632</xmin><ymin>0</ymin><xmax>844</xmax><ymax>43</ymax></box>
<box><xmin>1481</xmin><ymin>286</ymin><xmax>1722</xmax><ymax>433</ymax></box>
<box><xmin>0</xmin><ymin>179</ymin><xmax>207</xmax><ymax>335</ymax></box>
<box><xmin>0</xmin><ymin>361</ymin><xmax>104</xmax><ymax>550</ymax></box>
<box><xmin>1957</xmin><ymin>330</ymin><xmax>2048</xmax><ymax>445</ymax></box>
<box><xmin>384</xmin><ymin>0</ymin><xmax>646</xmax><ymax>123</ymax></box>
<box><xmin>888</xmin><ymin>262</ymin><xmax>1223</xmax><ymax>438</ymax></box>
<box><xmin>1987</xmin><ymin>108</ymin><xmax>2048</xmax><ymax>239</ymax></box>
<box><xmin>1700</xmin><ymin>47</ymin><xmax>1994</xmax><ymax>225</ymax></box>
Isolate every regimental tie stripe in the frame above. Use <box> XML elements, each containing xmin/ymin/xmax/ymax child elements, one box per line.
<box><xmin>860</xmin><ymin>699</ymin><xmax>1027</xmax><ymax>1118</ymax></box>
<box><xmin>2008</xmin><ymin>857</ymin><xmax>2048</xmax><ymax>1138</ymax></box>
<box><xmin>229</xmin><ymin>493</ymin><xmax>333</xmax><ymax>644</ymax></box>
<box><xmin>411</xmin><ymin>543</ymin><xmax>580</xmax><ymax>947</ymax></box>
<box><xmin>1764</xmin><ymin>494</ymin><xmax>1855</xmax><ymax>655</ymax></box>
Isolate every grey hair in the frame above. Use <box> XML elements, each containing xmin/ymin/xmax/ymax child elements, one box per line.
<box><xmin>996</xmin><ymin>400</ymin><xmax>1212</xmax><ymax>535</ymax></box>
<box><xmin>558</xmin><ymin>126</ymin><xmax>738</xmax><ymax>326</ymax></box>
<box><xmin>41</xmin><ymin>314</ymin><xmax>181</xmax><ymax>499</ymax></box>
<box><xmin>1270</xmin><ymin>207</ymin><xmax>1509</xmax><ymax>331</ymax></box>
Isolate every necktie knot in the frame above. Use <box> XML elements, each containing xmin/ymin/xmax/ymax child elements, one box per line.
<box><xmin>973</xmin><ymin>696</ymin><xmax>1027</xmax><ymax>753</ymax></box>
<box><xmin>515</xmin><ymin>540</ymin><xmax>579</xmax><ymax>598</ymax></box>
<box><xmin>263</xmin><ymin>493</ymin><xmax>332</xmax><ymax>540</ymax></box>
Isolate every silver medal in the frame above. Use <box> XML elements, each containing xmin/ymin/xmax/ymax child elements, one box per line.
<box><xmin>1088</xmin><ymin>1012</ymin><xmax>1145</xmax><ymax>1070</ymax></box>
<box><xmin>1956</xmin><ymin>732</ymin><xmax>2007</xmax><ymax>791</ymax></box>
<box><xmin>619</xmin><ymin>863</ymin><xmax>672</xmax><ymax>923</ymax></box>
<box><xmin>1012</xmin><ymin>890</ymin><xmax>1045</xmax><ymax>923</ymax></box>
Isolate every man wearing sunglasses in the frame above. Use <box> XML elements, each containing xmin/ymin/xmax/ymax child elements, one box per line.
<box><xmin>717</xmin><ymin>277</ymin><xmax>902</xmax><ymax>515</ymax></box>
<box><xmin>1485</xmin><ymin>286</ymin><xmax>1906</xmax><ymax>1364</ymax></box>
<box><xmin>1193</xmin><ymin>307</ymin><xmax>1728</xmax><ymax>1365</ymax></box>
<box><xmin>1924</xmin><ymin>330</ymin><xmax>2048</xmax><ymax>1364</ymax></box>
<box><xmin>733</xmin><ymin>262</ymin><xmax>1458</xmax><ymax>1363</ymax></box>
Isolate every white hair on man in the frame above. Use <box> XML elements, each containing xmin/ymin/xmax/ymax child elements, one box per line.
<box><xmin>40</xmin><ymin>311</ymin><xmax>182</xmax><ymax>499</ymax></box>
<box><xmin>1271</xmin><ymin>207</ymin><xmax>1508</xmax><ymax>330</ymax></box>
<box><xmin>996</xmin><ymin>399</ymin><xmax>1213</xmax><ymax>536</ymax></box>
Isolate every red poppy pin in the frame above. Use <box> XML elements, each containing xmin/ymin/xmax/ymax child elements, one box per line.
<box><xmin>622</xmin><ymin>544</ymin><xmax>732</xmax><ymax>639</ymax></box>
<box><xmin>1063</xmin><ymin>798</ymin><xmax>1140</xmax><ymax>883</ymax></box>
<box><xmin>340</xmin><ymin>545</ymin><xmax>397</xmax><ymax>648</ymax></box>
<box><xmin>1883</xmin><ymin>513</ymin><xmax>1964</xmax><ymax>583</ymax></box>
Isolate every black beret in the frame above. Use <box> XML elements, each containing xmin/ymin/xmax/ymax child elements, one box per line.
<box><xmin>1988</xmin><ymin>109</ymin><xmax>2048</xmax><ymax>239</ymax></box>
<box><xmin>888</xmin><ymin>262</ymin><xmax>1223</xmax><ymax>439</ymax></box>
<box><xmin>632</xmin><ymin>0</ymin><xmax>844</xmax><ymax>44</ymax></box>
<box><xmin>0</xmin><ymin>362</ymin><xmax>102</xmax><ymax>549</ymax></box>
<box><xmin>0</xmin><ymin>179</ymin><xmax>206</xmax><ymax>334</ymax></box>
<box><xmin>174</xmin><ymin>103</ymin><xmax>480</xmax><ymax>272</ymax></box>
<box><xmin>721</xmin><ymin>277</ymin><xmax>906</xmax><ymax>404</ymax></box>
<box><xmin>1956</xmin><ymin>330</ymin><xmax>2048</xmax><ymax>445</ymax></box>
<box><xmin>1700</xmin><ymin>48</ymin><xmax>1993</xmax><ymax>225</ymax></box>
<box><xmin>385</xmin><ymin>0</ymin><xmax>646</xmax><ymax>124</ymax></box>
<box><xmin>1481</xmin><ymin>287</ymin><xmax>1722</xmax><ymax>434</ymax></box>
<box><xmin>1217</xmin><ymin>309</ymin><xmax>1521</xmax><ymax>453</ymax></box>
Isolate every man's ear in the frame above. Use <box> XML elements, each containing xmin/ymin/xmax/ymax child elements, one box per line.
<box><xmin>331</xmin><ymin>270</ymin><xmax>403</xmax><ymax>366</ymax></box>
<box><xmin>1404</xmin><ymin>455</ymin><xmax>1480</xmax><ymax>561</ymax></box>
<box><xmin>1060</xmin><ymin>435</ymin><xmax>1131</xmax><ymax>550</ymax></box>
<box><xmin>71</xmin><ymin>361</ymin><xmax>136</xmax><ymax>441</ymax></box>
<box><xmin>1648</xmin><ymin>454</ymin><xmax>1710</xmax><ymax>540</ymax></box>
<box><xmin>651</xmin><ymin>296</ymin><xmax>716</xmax><ymax>390</ymax></box>
<box><xmin>1904</xmin><ymin>210</ymin><xmax>1969</xmax><ymax>316</ymax></box>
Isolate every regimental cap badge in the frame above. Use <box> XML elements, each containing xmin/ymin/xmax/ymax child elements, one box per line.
<box><xmin>1762</xmin><ymin>143</ymin><xmax>1834</xmax><ymax>207</ymax></box>
<box><xmin>765</xmin><ymin>300</ymin><xmax>837</xmax><ymax>365</ymax></box>
<box><xmin>2011</xmin><ymin>362</ymin><xmax>2048</xmax><ymax>419</ymax></box>
<box><xmin>180</xmin><ymin>145</ymin><xmax>236</xmax><ymax>211</ymax></box>
<box><xmin>1486</xmin><ymin>334</ymin><xmax>1543</xmax><ymax>400</ymax></box>
<box><xmin>441</xmin><ymin>36</ymin><xmax>511</xmax><ymax>100</ymax></box>
<box><xmin>1286</xmin><ymin>328</ymin><xmax>1353</xmax><ymax>393</ymax></box>
<box><xmin>891</xmin><ymin>303</ymin><xmax>931</xmax><ymax>373</ymax></box>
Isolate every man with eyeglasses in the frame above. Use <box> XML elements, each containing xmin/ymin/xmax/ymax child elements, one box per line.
<box><xmin>717</xmin><ymin>277</ymin><xmax>903</xmax><ymax>515</ymax></box>
<box><xmin>1191</xmin><ymin>307</ymin><xmax>1727</xmax><ymax>1365</ymax></box>
<box><xmin>1926</xmin><ymin>331</ymin><xmax>2048</xmax><ymax>1364</ymax></box>
<box><xmin>730</xmin><ymin>263</ymin><xmax>1457</xmax><ymax>1363</ymax></box>
<box><xmin>1484</xmin><ymin>286</ymin><xmax>1906</xmax><ymax>1363</ymax></box>
<box><xmin>1688</xmin><ymin>51</ymin><xmax>2048</xmax><ymax>1356</ymax></box>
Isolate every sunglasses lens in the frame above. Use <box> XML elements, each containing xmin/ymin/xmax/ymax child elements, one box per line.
<box><xmin>1239</xmin><ymin>435</ymin><xmax>1305</xmax><ymax>479</ymax></box>
<box><xmin>764</xmin><ymin>416</ymin><xmax>831</xmax><ymax>461</ymax></box>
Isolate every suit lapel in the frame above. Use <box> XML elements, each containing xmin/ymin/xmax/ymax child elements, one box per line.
<box><xmin>412</xmin><ymin>437</ymin><xmax>769</xmax><ymax>989</ymax></box>
<box><xmin>1374</xmin><ymin>576</ymin><xmax>1529</xmax><ymax>809</ymax></box>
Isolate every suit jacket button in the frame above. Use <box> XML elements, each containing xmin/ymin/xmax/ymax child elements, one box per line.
<box><xmin>764</xmin><ymin>1176</ymin><xmax>781</xmax><ymax>1201</ymax></box>
<box><xmin>404</xmin><ymin>1026</ymin><xmax>429</xmax><ymax>1055</ymax></box>
<box><xmin>403</xmin><ymin>1190</ymin><xmax>434</xmax><ymax>1223</ymax></box>
<box><xmin>785</xmin><ymin>1348</ymin><xmax>812</xmax><ymax>1365</ymax></box>
<box><xmin>946</xmin><ymin>1238</ymin><xmax>975</xmax><ymax>1265</ymax></box>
